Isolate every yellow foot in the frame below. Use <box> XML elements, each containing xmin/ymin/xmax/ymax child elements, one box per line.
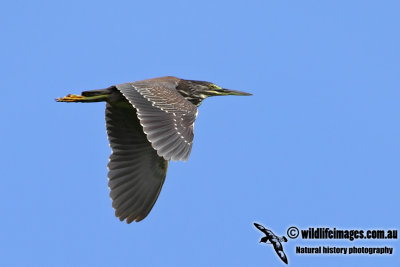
<box><xmin>56</xmin><ymin>94</ymin><xmax>85</xmax><ymax>102</ymax></box>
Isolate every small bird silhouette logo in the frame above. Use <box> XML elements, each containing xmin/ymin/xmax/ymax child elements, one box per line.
<box><xmin>254</xmin><ymin>222</ymin><xmax>288</xmax><ymax>264</ymax></box>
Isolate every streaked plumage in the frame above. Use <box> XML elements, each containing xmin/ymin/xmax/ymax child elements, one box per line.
<box><xmin>57</xmin><ymin>76</ymin><xmax>251</xmax><ymax>223</ymax></box>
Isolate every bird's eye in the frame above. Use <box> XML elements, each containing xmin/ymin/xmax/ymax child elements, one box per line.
<box><xmin>210</xmin><ymin>84</ymin><xmax>222</xmax><ymax>90</ymax></box>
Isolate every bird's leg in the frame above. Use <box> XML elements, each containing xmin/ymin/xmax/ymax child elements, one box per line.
<box><xmin>56</xmin><ymin>94</ymin><xmax>84</xmax><ymax>102</ymax></box>
<box><xmin>56</xmin><ymin>94</ymin><xmax>109</xmax><ymax>103</ymax></box>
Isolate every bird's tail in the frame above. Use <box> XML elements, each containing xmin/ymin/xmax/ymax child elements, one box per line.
<box><xmin>56</xmin><ymin>87</ymin><xmax>114</xmax><ymax>103</ymax></box>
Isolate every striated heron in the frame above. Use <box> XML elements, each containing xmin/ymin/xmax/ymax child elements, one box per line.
<box><xmin>57</xmin><ymin>76</ymin><xmax>251</xmax><ymax>223</ymax></box>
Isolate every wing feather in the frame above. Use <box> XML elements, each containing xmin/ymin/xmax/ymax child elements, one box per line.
<box><xmin>106</xmin><ymin>102</ymin><xmax>168</xmax><ymax>223</ymax></box>
<box><xmin>115</xmin><ymin>79</ymin><xmax>197</xmax><ymax>162</ymax></box>
<box><xmin>273</xmin><ymin>246</ymin><xmax>288</xmax><ymax>264</ymax></box>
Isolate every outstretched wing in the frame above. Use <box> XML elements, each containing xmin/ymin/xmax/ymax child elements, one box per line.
<box><xmin>273</xmin><ymin>243</ymin><xmax>288</xmax><ymax>264</ymax></box>
<box><xmin>115</xmin><ymin>77</ymin><xmax>197</xmax><ymax>162</ymax></box>
<box><xmin>106</xmin><ymin>102</ymin><xmax>168</xmax><ymax>223</ymax></box>
<box><xmin>254</xmin><ymin>222</ymin><xmax>269</xmax><ymax>234</ymax></box>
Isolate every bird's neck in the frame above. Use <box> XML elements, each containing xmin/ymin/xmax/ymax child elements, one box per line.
<box><xmin>176</xmin><ymin>80</ymin><xmax>206</xmax><ymax>106</ymax></box>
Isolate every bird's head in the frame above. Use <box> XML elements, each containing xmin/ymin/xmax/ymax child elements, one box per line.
<box><xmin>176</xmin><ymin>79</ymin><xmax>252</xmax><ymax>106</ymax></box>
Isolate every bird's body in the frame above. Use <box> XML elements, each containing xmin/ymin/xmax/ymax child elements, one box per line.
<box><xmin>57</xmin><ymin>76</ymin><xmax>251</xmax><ymax>223</ymax></box>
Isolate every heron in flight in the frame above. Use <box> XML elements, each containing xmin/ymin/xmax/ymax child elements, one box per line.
<box><xmin>57</xmin><ymin>76</ymin><xmax>251</xmax><ymax>223</ymax></box>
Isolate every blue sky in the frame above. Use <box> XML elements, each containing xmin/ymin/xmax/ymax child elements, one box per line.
<box><xmin>1</xmin><ymin>0</ymin><xmax>399</xmax><ymax>266</ymax></box>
